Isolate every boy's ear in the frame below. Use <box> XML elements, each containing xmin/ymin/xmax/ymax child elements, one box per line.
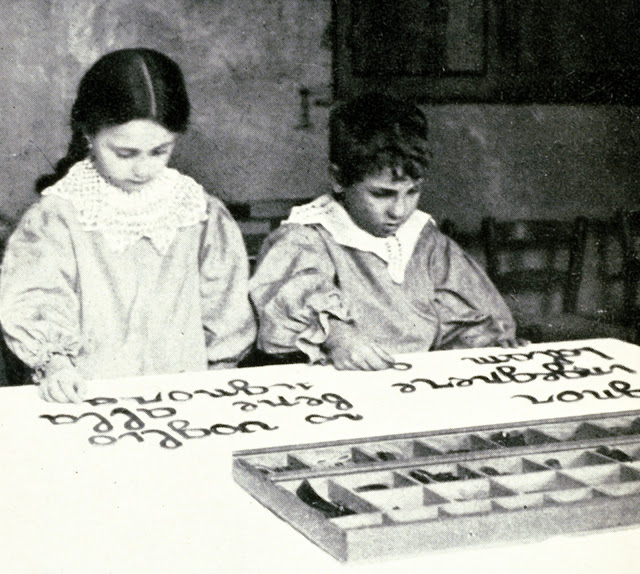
<box><xmin>328</xmin><ymin>164</ymin><xmax>344</xmax><ymax>195</ymax></box>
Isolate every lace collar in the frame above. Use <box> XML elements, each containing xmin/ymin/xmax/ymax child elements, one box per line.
<box><xmin>285</xmin><ymin>194</ymin><xmax>434</xmax><ymax>283</ymax></box>
<box><xmin>42</xmin><ymin>159</ymin><xmax>208</xmax><ymax>254</ymax></box>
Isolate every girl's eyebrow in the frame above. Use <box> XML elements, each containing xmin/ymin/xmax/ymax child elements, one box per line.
<box><xmin>110</xmin><ymin>141</ymin><xmax>174</xmax><ymax>152</ymax></box>
<box><xmin>152</xmin><ymin>141</ymin><xmax>174</xmax><ymax>150</ymax></box>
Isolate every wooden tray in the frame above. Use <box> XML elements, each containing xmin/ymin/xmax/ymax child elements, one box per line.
<box><xmin>233</xmin><ymin>410</ymin><xmax>640</xmax><ymax>561</ymax></box>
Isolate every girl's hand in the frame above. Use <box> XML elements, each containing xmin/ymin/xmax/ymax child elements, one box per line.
<box><xmin>323</xmin><ymin>320</ymin><xmax>395</xmax><ymax>371</ymax></box>
<box><xmin>39</xmin><ymin>356</ymin><xmax>87</xmax><ymax>403</ymax></box>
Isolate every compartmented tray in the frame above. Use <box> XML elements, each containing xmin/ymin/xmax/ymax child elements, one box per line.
<box><xmin>232</xmin><ymin>410</ymin><xmax>640</xmax><ymax>561</ymax></box>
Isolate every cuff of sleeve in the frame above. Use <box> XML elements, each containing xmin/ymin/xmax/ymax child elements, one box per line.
<box><xmin>207</xmin><ymin>360</ymin><xmax>239</xmax><ymax>370</ymax></box>
<box><xmin>28</xmin><ymin>343</ymin><xmax>81</xmax><ymax>383</ymax></box>
<box><xmin>295</xmin><ymin>292</ymin><xmax>352</xmax><ymax>363</ymax></box>
<box><xmin>439</xmin><ymin>316</ymin><xmax>518</xmax><ymax>350</ymax></box>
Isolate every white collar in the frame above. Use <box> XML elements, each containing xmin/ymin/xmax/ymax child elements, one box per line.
<box><xmin>285</xmin><ymin>194</ymin><xmax>433</xmax><ymax>283</ymax></box>
<box><xmin>43</xmin><ymin>159</ymin><xmax>207</xmax><ymax>254</ymax></box>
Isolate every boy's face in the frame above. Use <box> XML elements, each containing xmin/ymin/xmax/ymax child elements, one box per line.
<box><xmin>338</xmin><ymin>167</ymin><xmax>422</xmax><ymax>237</ymax></box>
<box><xmin>88</xmin><ymin>119</ymin><xmax>176</xmax><ymax>193</ymax></box>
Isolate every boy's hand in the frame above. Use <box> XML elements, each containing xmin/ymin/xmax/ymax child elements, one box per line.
<box><xmin>38</xmin><ymin>355</ymin><xmax>87</xmax><ymax>403</ymax></box>
<box><xmin>496</xmin><ymin>338</ymin><xmax>531</xmax><ymax>348</ymax></box>
<box><xmin>323</xmin><ymin>320</ymin><xmax>395</xmax><ymax>371</ymax></box>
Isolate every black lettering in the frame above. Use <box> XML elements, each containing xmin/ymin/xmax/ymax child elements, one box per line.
<box><xmin>511</xmin><ymin>394</ymin><xmax>555</xmax><ymax>404</ymax></box>
<box><xmin>449</xmin><ymin>374</ymin><xmax>493</xmax><ymax>386</ymax></box>
<box><xmin>305</xmin><ymin>413</ymin><xmax>364</xmax><ymax>424</ymax></box>
<box><xmin>556</xmin><ymin>391</ymin><xmax>584</xmax><ymax>403</ymax></box>
<box><xmin>415</xmin><ymin>377</ymin><xmax>453</xmax><ymax>389</ymax></box>
<box><xmin>123</xmin><ymin>392</ymin><xmax>163</xmax><ymax>404</ymax></box>
<box><xmin>580</xmin><ymin>346</ymin><xmax>615</xmax><ymax>361</ymax></box>
<box><xmin>83</xmin><ymin>397</ymin><xmax>118</xmax><ymax>406</ymax></box>
<box><xmin>391</xmin><ymin>382</ymin><xmax>417</xmax><ymax>393</ymax></box>
<box><xmin>168</xmin><ymin>390</ymin><xmax>193</xmax><ymax>402</ymax></box>
<box><xmin>39</xmin><ymin>414</ymin><xmax>77</xmax><ymax>425</ymax></box>
<box><xmin>463</xmin><ymin>346</ymin><xmax>615</xmax><ymax>367</ymax></box>
<box><xmin>257</xmin><ymin>396</ymin><xmax>300</xmax><ymax>407</ymax></box>
<box><xmin>232</xmin><ymin>401</ymin><xmax>258</xmax><ymax>411</ymax></box>
<box><xmin>77</xmin><ymin>412</ymin><xmax>113</xmax><ymax>433</ymax></box>
<box><xmin>194</xmin><ymin>389</ymin><xmax>232</xmax><ymax>398</ymax></box>
<box><xmin>320</xmin><ymin>393</ymin><xmax>353</xmax><ymax>411</ymax></box>
<box><xmin>140</xmin><ymin>429</ymin><xmax>182</xmax><ymax>449</ymax></box>
<box><xmin>110</xmin><ymin>407</ymin><xmax>145</xmax><ymax>430</ymax></box>
<box><xmin>462</xmin><ymin>355</ymin><xmax>510</xmax><ymax>365</ymax></box>
<box><xmin>227</xmin><ymin>379</ymin><xmax>269</xmax><ymax>396</ymax></box>
<box><xmin>89</xmin><ymin>435</ymin><xmax>117</xmax><ymax>446</ymax></box>
<box><xmin>236</xmin><ymin>421</ymin><xmax>279</xmax><ymax>433</ymax></box>
<box><xmin>210</xmin><ymin>423</ymin><xmax>238</xmax><ymax>435</ymax></box>
<box><xmin>391</xmin><ymin>362</ymin><xmax>412</xmax><ymax>371</ymax></box>
<box><xmin>294</xmin><ymin>395</ymin><xmax>324</xmax><ymax>406</ymax></box>
<box><xmin>40</xmin><ymin>412</ymin><xmax>114</xmax><ymax>432</ymax></box>
<box><xmin>167</xmin><ymin>419</ymin><xmax>211</xmax><ymax>439</ymax></box>
<box><xmin>512</xmin><ymin>380</ymin><xmax>640</xmax><ymax>405</ymax></box>
<box><xmin>495</xmin><ymin>366</ymin><xmax>538</xmax><ymax>383</ymax></box>
<box><xmin>540</xmin><ymin>362</ymin><xmax>589</xmax><ymax>381</ymax></box>
<box><xmin>118</xmin><ymin>432</ymin><xmax>144</xmax><ymax>443</ymax></box>
<box><xmin>608</xmin><ymin>380</ymin><xmax>640</xmax><ymax>398</ymax></box>
<box><xmin>507</xmin><ymin>352</ymin><xmax>537</xmax><ymax>362</ymax></box>
<box><xmin>581</xmin><ymin>389</ymin><xmax>622</xmax><ymax>400</ymax></box>
<box><xmin>137</xmin><ymin>407</ymin><xmax>177</xmax><ymax>419</ymax></box>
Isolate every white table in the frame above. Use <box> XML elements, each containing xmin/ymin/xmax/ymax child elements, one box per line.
<box><xmin>1</xmin><ymin>338</ymin><xmax>639</xmax><ymax>573</ymax></box>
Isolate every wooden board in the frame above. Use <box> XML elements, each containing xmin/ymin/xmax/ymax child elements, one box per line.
<box><xmin>233</xmin><ymin>409</ymin><xmax>640</xmax><ymax>561</ymax></box>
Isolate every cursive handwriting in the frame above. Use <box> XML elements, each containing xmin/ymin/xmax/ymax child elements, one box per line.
<box><xmin>513</xmin><ymin>380</ymin><xmax>640</xmax><ymax>404</ymax></box>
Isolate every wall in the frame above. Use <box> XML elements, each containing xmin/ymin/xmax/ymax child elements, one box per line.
<box><xmin>0</xmin><ymin>0</ymin><xmax>332</xmax><ymax>222</ymax></box>
<box><xmin>1</xmin><ymin>0</ymin><xmax>639</xmax><ymax>233</ymax></box>
<box><xmin>422</xmin><ymin>104</ymin><xmax>640</xmax><ymax>232</ymax></box>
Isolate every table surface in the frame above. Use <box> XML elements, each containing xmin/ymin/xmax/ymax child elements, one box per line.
<box><xmin>1</xmin><ymin>338</ymin><xmax>639</xmax><ymax>574</ymax></box>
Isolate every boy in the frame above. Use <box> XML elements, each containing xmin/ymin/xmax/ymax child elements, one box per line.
<box><xmin>250</xmin><ymin>92</ymin><xmax>517</xmax><ymax>370</ymax></box>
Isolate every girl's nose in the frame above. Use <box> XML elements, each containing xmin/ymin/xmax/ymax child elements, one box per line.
<box><xmin>132</xmin><ymin>158</ymin><xmax>152</xmax><ymax>180</ymax></box>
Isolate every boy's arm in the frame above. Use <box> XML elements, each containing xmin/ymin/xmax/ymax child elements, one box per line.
<box><xmin>429</xmin><ymin>231</ymin><xmax>517</xmax><ymax>350</ymax></box>
<box><xmin>249</xmin><ymin>224</ymin><xmax>353</xmax><ymax>363</ymax></box>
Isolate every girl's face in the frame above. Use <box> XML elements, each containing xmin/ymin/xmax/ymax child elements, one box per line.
<box><xmin>337</xmin><ymin>167</ymin><xmax>422</xmax><ymax>237</ymax></box>
<box><xmin>88</xmin><ymin>119</ymin><xmax>176</xmax><ymax>193</ymax></box>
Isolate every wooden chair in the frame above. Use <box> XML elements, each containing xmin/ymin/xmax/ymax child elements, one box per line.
<box><xmin>0</xmin><ymin>339</ymin><xmax>7</xmax><ymax>386</ymax></box>
<box><xmin>618</xmin><ymin>209</ymin><xmax>640</xmax><ymax>343</ymax></box>
<box><xmin>227</xmin><ymin>199</ymin><xmax>313</xmax><ymax>276</ymax></box>
<box><xmin>481</xmin><ymin>216</ymin><xmax>631</xmax><ymax>343</ymax></box>
<box><xmin>0</xmin><ymin>336</ymin><xmax>31</xmax><ymax>386</ymax></box>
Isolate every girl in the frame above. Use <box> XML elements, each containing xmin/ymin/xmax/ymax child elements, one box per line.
<box><xmin>0</xmin><ymin>48</ymin><xmax>256</xmax><ymax>402</ymax></box>
<box><xmin>250</xmin><ymin>93</ymin><xmax>518</xmax><ymax>370</ymax></box>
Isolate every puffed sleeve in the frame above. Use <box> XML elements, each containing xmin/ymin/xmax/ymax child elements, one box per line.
<box><xmin>199</xmin><ymin>198</ymin><xmax>256</xmax><ymax>368</ymax></box>
<box><xmin>0</xmin><ymin>200</ymin><xmax>82</xmax><ymax>371</ymax></box>
<box><xmin>249</xmin><ymin>224</ymin><xmax>352</xmax><ymax>363</ymax></box>
<box><xmin>429</xmin><ymin>230</ymin><xmax>517</xmax><ymax>349</ymax></box>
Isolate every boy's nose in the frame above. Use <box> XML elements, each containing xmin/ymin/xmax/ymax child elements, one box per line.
<box><xmin>388</xmin><ymin>198</ymin><xmax>407</xmax><ymax>219</ymax></box>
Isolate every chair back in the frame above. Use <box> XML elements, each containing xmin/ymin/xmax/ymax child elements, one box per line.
<box><xmin>481</xmin><ymin>216</ymin><xmax>587</xmax><ymax>316</ymax></box>
<box><xmin>617</xmin><ymin>209</ymin><xmax>640</xmax><ymax>341</ymax></box>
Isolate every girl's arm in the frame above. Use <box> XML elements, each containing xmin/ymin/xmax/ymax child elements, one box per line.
<box><xmin>199</xmin><ymin>198</ymin><xmax>256</xmax><ymax>368</ymax></box>
<box><xmin>0</xmin><ymin>200</ymin><xmax>83</xmax><ymax>378</ymax></box>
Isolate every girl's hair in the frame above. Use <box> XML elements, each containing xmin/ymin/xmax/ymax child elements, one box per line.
<box><xmin>36</xmin><ymin>48</ymin><xmax>190</xmax><ymax>192</ymax></box>
<box><xmin>329</xmin><ymin>92</ymin><xmax>430</xmax><ymax>188</ymax></box>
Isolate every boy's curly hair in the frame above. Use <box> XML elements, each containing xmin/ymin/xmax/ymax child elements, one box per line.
<box><xmin>329</xmin><ymin>92</ymin><xmax>430</xmax><ymax>187</ymax></box>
